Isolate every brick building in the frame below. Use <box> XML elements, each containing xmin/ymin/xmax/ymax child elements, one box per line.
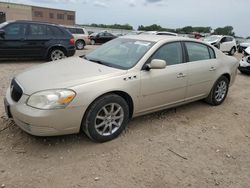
<box><xmin>0</xmin><ymin>2</ymin><xmax>75</xmax><ymax>25</ymax></box>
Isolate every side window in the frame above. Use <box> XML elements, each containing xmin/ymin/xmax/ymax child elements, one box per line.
<box><xmin>51</xmin><ymin>26</ymin><xmax>64</xmax><ymax>36</ymax></box>
<box><xmin>151</xmin><ymin>42</ymin><xmax>183</xmax><ymax>65</ymax></box>
<box><xmin>29</xmin><ymin>24</ymin><xmax>47</xmax><ymax>36</ymax></box>
<box><xmin>185</xmin><ymin>42</ymin><xmax>210</xmax><ymax>62</ymax></box>
<box><xmin>99</xmin><ymin>33</ymin><xmax>104</xmax><ymax>37</ymax></box>
<box><xmin>105</xmin><ymin>33</ymin><xmax>112</xmax><ymax>36</ymax></box>
<box><xmin>221</xmin><ymin>37</ymin><xmax>227</xmax><ymax>43</ymax></box>
<box><xmin>226</xmin><ymin>37</ymin><xmax>233</xmax><ymax>42</ymax></box>
<box><xmin>4</xmin><ymin>23</ymin><xmax>27</xmax><ymax>38</ymax></box>
<box><xmin>208</xmin><ymin>47</ymin><xmax>216</xmax><ymax>59</ymax></box>
<box><xmin>76</xmin><ymin>28</ymin><xmax>84</xmax><ymax>34</ymax></box>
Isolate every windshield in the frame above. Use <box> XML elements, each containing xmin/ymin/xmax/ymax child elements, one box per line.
<box><xmin>85</xmin><ymin>38</ymin><xmax>155</xmax><ymax>70</ymax></box>
<box><xmin>0</xmin><ymin>22</ymin><xmax>8</xmax><ymax>29</ymax></box>
<box><xmin>204</xmin><ymin>35</ymin><xmax>221</xmax><ymax>42</ymax></box>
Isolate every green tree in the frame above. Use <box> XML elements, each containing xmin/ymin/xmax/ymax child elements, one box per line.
<box><xmin>213</xmin><ymin>26</ymin><xmax>235</xmax><ymax>36</ymax></box>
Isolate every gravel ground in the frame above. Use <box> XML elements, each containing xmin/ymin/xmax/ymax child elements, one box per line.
<box><xmin>0</xmin><ymin>48</ymin><xmax>250</xmax><ymax>188</ymax></box>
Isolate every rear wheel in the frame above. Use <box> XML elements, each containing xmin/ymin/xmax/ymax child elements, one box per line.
<box><xmin>49</xmin><ymin>49</ymin><xmax>66</xmax><ymax>61</ymax></box>
<box><xmin>76</xmin><ymin>40</ymin><xmax>85</xmax><ymax>50</ymax></box>
<box><xmin>91</xmin><ymin>40</ymin><xmax>95</xmax><ymax>45</ymax></box>
<box><xmin>82</xmin><ymin>94</ymin><xmax>130</xmax><ymax>142</ymax></box>
<box><xmin>205</xmin><ymin>76</ymin><xmax>229</xmax><ymax>106</ymax></box>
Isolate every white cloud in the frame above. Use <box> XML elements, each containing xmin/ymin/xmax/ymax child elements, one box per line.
<box><xmin>128</xmin><ymin>0</ymin><xmax>136</xmax><ymax>7</ymax></box>
<box><xmin>93</xmin><ymin>1</ymin><xmax>109</xmax><ymax>8</ymax></box>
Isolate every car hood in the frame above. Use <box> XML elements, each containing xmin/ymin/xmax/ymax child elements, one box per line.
<box><xmin>204</xmin><ymin>40</ymin><xmax>218</xmax><ymax>44</ymax></box>
<box><xmin>15</xmin><ymin>57</ymin><xmax>127</xmax><ymax>95</ymax></box>
<box><xmin>240</xmin><ymin>43</ymin><xmax>250</xmax><ymax>47</ymax></box>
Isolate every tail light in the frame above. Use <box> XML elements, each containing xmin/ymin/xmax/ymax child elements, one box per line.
<box><xmin>70</xmin><ymin>38</ymin><xmax>75</xmax><ymax>45</ymax></box>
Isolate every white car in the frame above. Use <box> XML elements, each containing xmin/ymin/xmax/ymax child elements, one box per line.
<box><xmin>238</xmin><ymin>39</ymin><xmax>250</xmax><ymax>53</ymax></box>
<box><xmin>64</xmin><ymin>26</ymin><xmax>90</xmax><ymax>50</ymax></box>
<box><xmin>204</xmin><ymin>35</ymin><xmax>237</xmax><ymax>55</ymax></box>
<box><xmin>239</xmin><ymin>47</ymin><xmax>250</xmax><ymax>74</ymax></box>
<box><xmin>4</xmin><ymin>36</ymin><xmax>239</xmax><ymax>142</ymax></box>
<box><xmin>141</xmin><ymin>31</ymin><xmax>178</xmax><ymax>36</ymax></box>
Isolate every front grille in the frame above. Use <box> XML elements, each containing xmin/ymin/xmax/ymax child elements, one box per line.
<box><xmin>11</xmin><ymin>79</ymin><xmax>23</xmax><ymax>102</ymax></box>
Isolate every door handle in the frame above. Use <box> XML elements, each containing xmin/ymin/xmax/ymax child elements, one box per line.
<box><xmin>177</xmin><ymin>73</ymin><xmax>186</xmax><ymax>78</ymax></box>
<box><xmin>209</xmin><ymin>67</ymin><xmax>216</xmax><ymax>71</ymax></box>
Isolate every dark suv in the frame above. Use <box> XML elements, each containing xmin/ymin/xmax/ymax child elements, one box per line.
<box><xmin>0</xmin><ymin>20</ymin><xmax>76</xmax><ymax>61</ymax></box>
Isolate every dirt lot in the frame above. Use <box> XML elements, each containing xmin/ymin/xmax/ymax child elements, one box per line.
<box><xmin>0</xmin><ymin>48</ymin><xmax>250</xmax><ymax>188</ymax></box>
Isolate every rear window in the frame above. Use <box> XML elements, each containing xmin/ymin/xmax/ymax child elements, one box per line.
<box><xmin>50</xmin><ymin>26</ymin><xmax>66</xmax><ymax>36</ymax></box>
<box><xmin>30</xmin><ymin>24</ymin><xmax>47</xmax><ymax>36</ymax></box>
<box><xmin>66</xmin><ymin>27</ymin><xmax>85</xmax><ymax>34</ymax></box>
<box><xmin>185</xmin><ymin>42</ymin><xmax>210</xmax><ymax>62</ymax></box>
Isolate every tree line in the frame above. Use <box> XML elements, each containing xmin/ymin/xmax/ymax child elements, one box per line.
<box><xmin>138</xmin><ymin>24</ymin><xmax>235</xmax><ymax>36</ymax></box>
<box><xmin>83</xmin><ymin>23</ymin><xmax>236</xmax><ymax>36</ymax></box>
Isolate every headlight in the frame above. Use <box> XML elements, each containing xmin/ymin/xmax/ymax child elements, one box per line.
<box><xmin>27</xmin><ymin>89</ymin><xmax>76</xmax><ymax>110</ymax></box>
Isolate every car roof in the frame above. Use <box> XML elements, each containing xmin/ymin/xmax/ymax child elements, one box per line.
<box><xmin>120</xmin><ymin>35</ymin><xmax>199</xmax><ymax>43</ymax></box>
<box><xmin>62</xmin><ymin>25</ymin><xmax>86</xmax><ymax>29</ymax></box>
<box><xmin>8</xmin><ymin>20</ymin><xmax>61</xmax><ymax>27</ymax></box>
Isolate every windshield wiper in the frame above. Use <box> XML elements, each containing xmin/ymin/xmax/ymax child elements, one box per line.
<box><xmin>83</xmin><ymin>56</ymin><xmax>114</xmax><ymax>67</ymax></box>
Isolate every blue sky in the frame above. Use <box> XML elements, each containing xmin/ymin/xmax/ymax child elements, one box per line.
<box><xmin>3</xmin><ymin>0</ymin><xmax>250</xmax><ymax>37</ymax></box>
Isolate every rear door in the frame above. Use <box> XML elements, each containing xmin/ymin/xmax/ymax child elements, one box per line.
<box><xmin>184</xmin><ymin>42</ymin><xmax>218</xmax><ymax>100</ymax></box>
<box><xmin>25</xmin><ymin>23</ymin><xmax>51</xmax><ymax>57</ymax></box>
<box><xmin>0</xmin><ymin>22</ymin><xmax>28</xmax><ymax>57</ymax></box>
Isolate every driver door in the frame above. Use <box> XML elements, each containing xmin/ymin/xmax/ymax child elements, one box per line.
<box><xmin>139</xmin><ymin>42</ymin><xmax>188</xmax><ymax>113</ymax></box>
<box><xmin>0</xmin><ymin>22</ymin><xmax>28</xmax><ymax>57</ymax></box>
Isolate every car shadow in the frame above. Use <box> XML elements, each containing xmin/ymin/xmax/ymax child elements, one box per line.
<box><xmin>1</xmin><ymin>100</ymin><xmax>209</xmax><ymax>151</ymax></box>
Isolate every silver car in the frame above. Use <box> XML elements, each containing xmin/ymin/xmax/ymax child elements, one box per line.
<box><xmin>4</xmin><ymin>35</ymin><xmax>239</xmax><ymax>142</ymax></box>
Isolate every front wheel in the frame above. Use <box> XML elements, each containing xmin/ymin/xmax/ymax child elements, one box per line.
<box><xmin>205</xmin><ymin>76</ymin><xmax>229</xmax><ymax>106</ymax></box>
<box><xmin>82</xmin><ymin>94</ymin><xmax>130</xmax><ymax>142</ymax></box>
<box><xmin>229</xmin><ymin>47</ymin><xmax>236</xmax><ymax>56</ymax></box>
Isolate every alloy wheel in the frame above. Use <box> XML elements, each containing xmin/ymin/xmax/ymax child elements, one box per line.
<box><xmin>94</xmin><ymin>103</ymin><xmax>124</xmax><ymax>136</ymax></box>
<box><xmin>215</xmin><ymin>80</ymin><xmax>227</xmax><ymax>102</ymax></box>
<box><xmin>51</xmin><ymin>49</ymin><xmax>65</xmax><ymax>61</ymax></box>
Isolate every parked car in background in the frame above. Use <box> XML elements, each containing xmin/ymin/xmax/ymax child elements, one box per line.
<box><xmin>203</xmin><ymin>35</ymin><xmax>237</xmax><ymax>55</ymax></box>
<box><xmin>4</xmin><ymin>35</ymin><xmax>238</xmax><ymax>142</ymax></box>
<box><xmin>238</xmin><ymin>39</ymin><xmax>250</xmax><ymax>53</ymax></box>
<box><xmin>239</xmin><ymin>47</ymin><xmax>250</xmax><ymax>74</ymax></box>
<box><xmin>126</xmin><ymin>31</ymin><xmax>144</xmax><ymax>35</ymax></box>
<box><xmin>0</xmin><ymin>20</ymin><xmax>75</xmax><ymax>61</ymax></box>
<box><xmin>89</xmin><ymin>31</ymin><xmax>117</xmax><ymax>45</ymax></box>
<box><xmin>64</xmin><ymin>25</ymin><xmax>90</xmax><ymax>50</ymax></box>
<box><xmin>141</xmin><ymin>31</ymin><xmax>178</xmax><ymax>36</ymax></box>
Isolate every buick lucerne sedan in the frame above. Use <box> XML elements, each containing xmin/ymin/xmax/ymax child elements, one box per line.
<box><xmin>4</xmin><ymin>35</ymin><xmax>239</xmax><ymax>142</ymax></box>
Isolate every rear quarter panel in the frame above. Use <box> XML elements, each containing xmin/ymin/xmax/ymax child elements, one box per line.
<box><xmin>214</xmin><ymin>49</ymin><xmax>239</xmax><ymax>86</ymax></box>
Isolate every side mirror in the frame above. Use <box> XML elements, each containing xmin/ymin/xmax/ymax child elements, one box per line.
<box><xmin>0</xmin><ymin>30</ymin><xmax>5</xmax><ymax>38</ymax></box>
<box><xmin>147</xmin><ymin>59</ymin><xmax>166</xmax><ymax>70</ymax></box>
<box><xmin>96</xmin><ymin>34</ymin><xmax>100</xmax><ymax>38</ymax></box>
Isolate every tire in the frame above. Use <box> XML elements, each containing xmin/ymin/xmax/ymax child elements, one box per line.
<box><xmin>76</xmin><ymin>40</ymin><xmax>85</xmax><ymax>50</ymax></box>
<box><xmin>49</xmin><ymin>48</ymin><xmax>66</xmax><ymax>61</ymax></box>
<box><xmin>205</xmin><ymin>76</ymin><xmax>229</xmax><ymax>106</ymax></box>
<box><xmin>229</xmin><ymin>47</ymin><xmax>236</xmax><ymax>56</ymax></box>
<box><xmin>82</xmin><ymin>94</ymin><xmax>130</xmax><ymax>142</ymax></box>
<box><xmin>91</xmin><ymin>40</ymin><xmax>95</xmax><ymax>45</ymax></box>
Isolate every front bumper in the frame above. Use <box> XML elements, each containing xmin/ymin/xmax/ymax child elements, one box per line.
<box><xmin>238</xmin><ymin>59</ymin><xmax>250</xmax><ymax>73</ymax></box>
<box><xmin>4</xmin><ymin>87</ymin><xmax>85</xmax><ymax>136</ymax></box>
